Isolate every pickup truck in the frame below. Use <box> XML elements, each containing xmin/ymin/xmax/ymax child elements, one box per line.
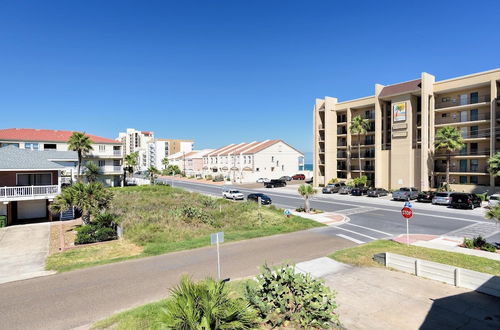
<box><xmin>222</xmin><ymin>189</ymin><xmax>245</xmax><ymax>200</ymax></box>
<box><xmin>392</xmin><ymin>187</ymin><xmax>419</xmax><ymax>201</ymax></box>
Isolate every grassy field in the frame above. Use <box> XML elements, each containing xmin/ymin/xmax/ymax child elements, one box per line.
<box><xmin>46</xmin><ymin>185</ymin><xmax>322</xmax><ymax>272</ymax></box>
<box><xmin>91</xmin><ymin>280</ymin><xmax>250</xmax><ymax>330</ymax></box>
<box><xmin>330</xmin><ymin>240</ymin><xmax>500</xmax><ymax>276</ymax></box>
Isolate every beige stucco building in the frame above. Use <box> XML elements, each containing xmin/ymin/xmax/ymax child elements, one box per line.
<box><xmin>313</xmin><ymin>68</ymin><xmax>500</xmax><ymax>193</ymax></box>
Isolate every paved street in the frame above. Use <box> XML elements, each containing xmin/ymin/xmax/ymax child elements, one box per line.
<box><xmin>167</xmin><ymin>180</ymin><xmax>500</xmax><ymax>246</ymax></box>
<box><xmin>0</xmin><ymin>226</ymin><xmax>353</xmax><ymax>330</ymax></box>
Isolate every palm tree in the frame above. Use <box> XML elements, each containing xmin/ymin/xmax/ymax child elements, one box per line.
<box><xmin>146</xmin><ymin>166</ymin><xmax>160</xmax><ymax>184</ymax></box>
<box><xmin>485</xmin><ymin>205</ymin><xmax>500</xmax><ymax>223</ymax></box>
<box><xmin>49</xmin><ymin>182</ymin><xmax>113</xmax><ymax>224</ymax></box>
<box><xmin>123</xmin><ymin>152</ymin><xmax>138</xmax><ymax>184</ymax></box>
<box><xmin>160</xmin><ymin>276</ymin><xmax>257</xmax><ymax>329</ymax></box>
<box><xmin>161</xmin><ymin>157</ymin><xmax>169</xmax><ymax>170</ymax></box>
<box><xmin>68</xmin><ymin>132</ymin><xmax>93</xmax><ymax>182</ymax></box>
<box><xmin>298</xmin><ymin>184</ymin><xmax>317</xmax><ymax>213</ymax></box>
<box><xmin>488</xmin><ymin>152</ymin><xmax>500</xmax><ymax>177</ymax></box>
<box><xmin>84</xmin><ymin>161</ymin><xmax>100</xmax><ymax>183</ymax></box>
<box><xmin>349</xmin><ymin>115</ymin><xmax>370</xmax><ymax>176</ymax></box>
<box><xmin>434</xmin><ymin>126</ymin><xmax>465</xmax><ymax>188</ymax></box>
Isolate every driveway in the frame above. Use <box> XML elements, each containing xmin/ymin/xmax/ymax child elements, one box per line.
<box><xmin>0</xmin><ymin>222</ymin><xmax>55</xmax><ymax>284</ymax></box>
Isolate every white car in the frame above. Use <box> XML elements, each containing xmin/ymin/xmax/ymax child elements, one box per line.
<box><xmin>256</xmin><ymin>178</ymin><xmax>270</xmax><ymax>183</ymax></box>
<box><xmin>222</xmin><ymin>189</ymin><xmax>245</xmax><ymax>200</ymax></box>
<box><xmin>488</xmin><ymin>194</ymin><xmax>500</xmax><ymax>208</ymax></box>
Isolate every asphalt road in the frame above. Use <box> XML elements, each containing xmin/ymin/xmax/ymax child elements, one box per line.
<box><xmin>167</xmin><ymin>179</ymin><xmax>500</xmax><ymax>246</ymax></box>
<box><xmin>0</xmin><ymin>222</ymin><xmax>354</xmax><ymax>329</ymax></box>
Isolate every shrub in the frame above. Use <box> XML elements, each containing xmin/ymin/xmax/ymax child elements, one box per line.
<box><xmin>328</xmin><ymin>178</ymin><xmax>338</xmax><ymax>184</ymax></box>
<box><xmin>75</xmin><ymin>213</ymin><xmax>118</xmax><ymax>245</ymax></box>
<box><xmin>244</xmin><ymin>264</ymin><xmax>340</xmax><ymax>329</ymax></box>
<box><xmin>473</xmin><ymin>235</ymin><xmax>487</xmax><ymax>248</ymax></box>
<box><xmin>476</xmin><ymin>193</ymin><xmax>488</xmax><ymax>201</ymax></box>
<box><xmin>205</xmin><ymin>175</ymin><xmax>213</xmax><ymax>180</ymax></box>
<box><xmin>160</xmin><ymin>276</ymin><xmax>258</xmax><ymax>329</ymax></box>
<box><xmin>95</xmin><ymin>227</ymin><xmax>117</xmax><ymax>242</ymax></box>
<box><xmin>480</xmin><ymin>243</ymin><xmax>497</xmax><ymax>252</ymax></box>
<box><xmin>353</xmin><ymin>175</ymin><xmax>368</xmax><ymax>187</ymax></box>
<box><xmin>463</xmin><ymin>237</ymin><xmax>474</xmax><ymax>249</ymax></box>
<box><xmin>212</xmin><ymin>174</ymin><xmax>224</xmax><ymax>182</ymax></box>
<box><xmin>75</xmin><ymin>226</ymin><xmax>97</xmax><ymax>244</ymax></box>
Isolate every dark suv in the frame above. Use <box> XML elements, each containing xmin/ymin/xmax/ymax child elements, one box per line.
<box><xmin>450</xmin><ymin>193</ymin><xmax>482</xmax><ymax>209</ymax></box>
<box><xmin>264</xmin><ymin>179</ymin><xmax>286</xmax><ymax>188</ymax></box>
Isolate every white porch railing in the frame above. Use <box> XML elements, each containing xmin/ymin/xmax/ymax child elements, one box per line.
<box><xmin>0</xmin><ymin>185</ymin><xmax>60</xmax><ymax>200</ymax></box>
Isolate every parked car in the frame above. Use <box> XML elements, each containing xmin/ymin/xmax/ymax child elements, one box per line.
<box><xmin>488</xmin><ymin>194</ymin><xmax>500</xmax><ymax>208</ymax></box>
<box><xmin>392</xmin><ymin>187</ymin><xmax>419</xmax><ymax>201</ymax></box>
<box><xmin>279</xmin><ymin>176</ymin><xmax>292</xmax><ymax>181</ymax></box>
<box><xmin>322</xmin><ymin>182</ymin><xmax>346</xmax><ymax>194</ymax></box>
<box><xmin>432</xmin><ymin>192</ymin><xmax>453</xmax><ymax>205</ymax></box>
<box><xmin>351</xmin><ymin>187</ymin><xmax>368</xmax><ymax>196</ymax></box>
<box><xmin>256</xmin><ymin>178</ymin><xmax>270</xmax><ymax>183</ymax></box>
<box><xmin>264</xmin><ymin>179</ymin><xmax>287</xmax><ymax>188</ymax></box>
<box><xmin>367</xmin><ymin>188</ymin><xmax>388</xmax><ymax>197</ymax></box>
<box><xmin>247</xmin><ymin>193</ymin><xmax>272</xmax><ymax>205</ymax></box>
<box><xmin>450</xmin><ymin>193</ymin><xmax>482</xmax><ymax>209</ymax></box>
<box><xmin>339</xmin><ymin>186</ymin><xmax>352</xmax><ymax>195</ymax></box>
<box><xmin>417</xmin><ymin>191</ymin><xmax>435</xmax><ymax>203</ymax></box>
<box><xmin>305</xmin><ymin>177</ymin><xmax>313</xmax><ymax>184</ymax></box>
<box><xmin>222</xmin><ymin>189</ymin><xmax>244</xmax><ymax>200</ymax></box>
<box><xmin>292</xmin><ymin>174</ymin><xmax>306</xmax><ymax>180</ymax></box>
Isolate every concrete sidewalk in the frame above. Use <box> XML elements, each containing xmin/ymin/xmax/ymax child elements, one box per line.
<box><xmin>297</xmin><ymin>258</ymin><xmax>500</xmax><ymax>329</ymax></box>
<box><xmin>0</xmin><ymin>223</ymin><xmax>55</xmax><ymax>284</ymax></box>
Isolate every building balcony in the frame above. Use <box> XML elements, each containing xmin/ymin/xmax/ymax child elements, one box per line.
<box><xmin>435</xmin><ymin>95</ymin><xmax>490</xmax><ymax>111</ymax></box>
<box><xmin>318</xmin><ymin>124</ymin><xmax>325</xmax><ymax>130</ymax></box>
<box><xmin>0</xmin><ymin>185</ymin><xmax>60</xmax><ymax>202</ymax></box>
<box><xmin>100</xmin><ymin>166</ymin><xmax>123</xmax><ymax>174</ymax></box>
<box><xmin>434</xmin><ymin>149</ymin><xmax>490</xmax><ymax>158</ymax></box>
<box><xmin>350</xmin><ymin>165</ymin><xmax>375</xmax><ymax>172</ymax></box>
<box><xmin>337</xmin><ymin>153</ymin><xmax>347</xmax><ymax>159</ymax></box>
<box><xmin>89</xmin><ymin>150</ymin><xmax>123</xmax><ymax>158</ymax></box>
<box><xmin>434</xmin><ymin>167</ymin><xmax>489</xmax><ymax>175</ymax></box>
<box><xmin>434</xmin><ymin>114</ymin><xmax>491</xmax><ymax>127</ymax></box>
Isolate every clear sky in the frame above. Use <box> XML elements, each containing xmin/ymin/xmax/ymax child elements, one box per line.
<box><xmin>1</xmin><ymin>0</ymin><xmax>499</xmax><ymax>158</ymax></box>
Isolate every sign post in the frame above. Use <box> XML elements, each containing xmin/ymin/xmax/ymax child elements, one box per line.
<box><xmin>401</xmin><ymin>206</ymin><xmax>413</xmax><ymax>246</ymax></box>
<box><xmin>210</xmin><ymin>232</ymin><xmax>224</xmax><ymax>280</ymax></box>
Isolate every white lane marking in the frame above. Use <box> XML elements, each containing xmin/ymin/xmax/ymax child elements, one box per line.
<box><xmin>337</xmin><ymin>234</ymin><xmax>365</xmax><ymax>244</ymax></box>
<box><xmin>344</xmin><ymin>223</ymin><xmax>393</xmax><ymax>236</ymax></box>
<box><xmin>335</xmin><ymin>226</ymin><xmax>377</xmax><ymax>240</ymax></box>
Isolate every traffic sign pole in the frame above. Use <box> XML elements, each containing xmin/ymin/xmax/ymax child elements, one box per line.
<box><xmin>216</xmin><ymin>235</ymin><xmax>221</xmax><ymax>280</ymax></box>
<box><xmin>406</xmin><ymin>218</ymin><xmax>409</xmax><ymax>247</ymax></box>
<box><xmin>401</xmin><ymin>206</ymin><xmax>413</xmax><ymax>247</ymax></box>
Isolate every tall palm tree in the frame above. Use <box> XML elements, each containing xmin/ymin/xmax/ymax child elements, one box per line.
<box><xmin>123</xmin><ymin>152</ymin><xmax>138</xmax><ymax>184</ymax></box>
<box><xmin>146</xmin><ymin>166</ymin><xmax>160</xmax><ymax>185</ymax></box>
<box><xmin>298</xmin><ymin>184</ymin><xmax>317</xmax><ymax>212</ymax></box>
<box><xmin>84</xmin><ymin>161</ymin><xmax>100</xmax><ymax>183</ymax></box>
<box><xmin>68</xmin><ymin>132</ymin><xmax>93</xmax><ymax>182</ymax></box>
<box><xmin>49</xmin><ymin>182</ymin><xmax>113</xmax><ymax>224</ymax></box>
<box><xmin>434</xmin><ymin>126</ymin><xmax>465</xmax><ymax>188</ymax></box>
<box><xmin>161</xmin><ymin>276</ymin><xmax>257</xmax><ymax>329</ymax></box>
<box><xmin>161</xmin><ymin>157</ymin><xmax>169</xmax><ymax>170</ymax></box>
<box><xmin>349</xmin><ymin>115</ymin><xmax>370</xmax><ymax>177</ymax></box>
<box><xmin>487</xmin><ymin>152</ymin><xmax>500</xmax><ymax>177</ymax></box>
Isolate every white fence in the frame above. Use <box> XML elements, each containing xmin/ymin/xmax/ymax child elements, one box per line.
<box><xmin>0</xmin><ymin>185</ymin><xmax>60</xmax><ymax>199</ymax></box>
<box><xmin>382</xmin><ymin>252</ymin><xmax>500</xmax><ymax>298</ymax></box>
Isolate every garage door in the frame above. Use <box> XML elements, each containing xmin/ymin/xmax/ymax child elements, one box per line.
<box><xmin>17</xmin><ymin>200</ymin><xmax>47</xmax><ymax>219</ymax></box>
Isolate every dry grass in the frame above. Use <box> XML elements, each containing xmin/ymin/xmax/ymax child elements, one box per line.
<box><xmin>48</xmin><ymin>219</ymin><xmax>82</xmax><ymax>255</ymax></box>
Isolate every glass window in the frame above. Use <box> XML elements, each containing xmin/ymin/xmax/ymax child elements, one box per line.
<box><xmin>459</xmin><ymin>176</ymin><xmax>467</xmax><ymax>184</ymax></box>
<box><xmin>17</xmin><ymin>173</ymin><xmax>52</xmax><ymax>186</ymax></box>
<box><xmin>470</xmin><ymin>126</ymin><xmax>478</xmax><ymax>137</ymax></box>
<box><xmin>98</xmin><ymin>160</ymin><xmax>105</xmax><ymax>167</ymax></box>
<box><xmin>470</xmin><ymin>109</ymin><xmax>478</xmax><ymax>121</ymax></box>
<box><xmin>0</xmin><ymin>143</ymin><xmax>19</xmax><ymax>148</ymax></box>
<box><xmin>470</xmin><ymin>92</ymin><xmax>479</xmax><ymax>104</ymax></box>
<box><xmin>44</xmin><ymin>144</ymin><xmax>57</xmax><ymax>150</ymax></box>
<box><xmin>24</xmin><ymin>143</ymin><xmax>39</xmax><ymax>150</ymax></box>
<box><xmin>470</xmin><ymin>176</ymin><xmax>478</xmax><ymax>184</ymax></box>
<box><xmin>99</xmin><ymin>145</ymin><xmax>106</xmax><ymax>152</ymax></box>
<box><xmin>470</xmin><ymin>159</ymin><xmax>478</xmax><ymax>172</ymax></box>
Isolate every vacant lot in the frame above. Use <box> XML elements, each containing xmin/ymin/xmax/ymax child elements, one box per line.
<box><xmin>330</xmin><ymin>240</ymin><xmax>500</xmax><ymax>276</ymax></box>
<box><xmin>47</xmin><ymin>185</ymin><xmax>322</xmax><ymax>272</ymax></box>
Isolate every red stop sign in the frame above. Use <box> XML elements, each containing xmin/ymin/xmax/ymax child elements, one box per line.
<box><xmin>401</xmin><ymin>207</ymin><xmax>413</xmax><ymax>219</ymax></box>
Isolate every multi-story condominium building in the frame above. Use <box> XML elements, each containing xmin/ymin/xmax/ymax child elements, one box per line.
<box><xmin>313</xmin><ymin>68</ymin><xmax>500</xmax><ymax>192</ymax></box>
<box><xmin>168</xmin><ymin>149</ymin><xmax>214</xmax><ymax>176</ymax></box>
<box><xmin>147</xmin><ymin>139</ymin><xmax>194</xmax><ymax>170</ymax></box>
<box><xmin>203</xmin><ymin>140</ymin><xmax>304</xmax><ymax>183</ymax></box>
<box><xmin>0</xmin><ymin>146</ymin><xmax>70</xmax><ymax>225</ymax></box>
<box><xmin>0</xmin><ymin>128</ymin><xmax>123</xmax><ymax>187</ymax></box>
<box><xmin>116</xmin><ymin>128</ymin><xmax>155</xmax><ymax>170</ymax></box>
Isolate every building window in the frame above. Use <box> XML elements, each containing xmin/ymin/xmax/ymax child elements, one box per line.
<box><xmin>113</xmin><ymin>159</ymin><xmax>121</xmax><ymax>166</ymax></box>
<box><xmin>17</xmin><ymin>173</ymin><xmax>52</xmax><ymax>186</ymax></box>
<box><xmin>271</xmin><ymin>156</ymin><xmax>274</xmax><ymax>162</ymax></box>
<box><xmin>0</xmin><ymin>143</ymin><xmax>20</xmax><ymax>148</ymax></box>
<box><xmin>470</xmin><ymin>109</ymin><xmax>478</xmax><ymax>121</ymax></box>
<box><xmin>470</xmin><ymin>92</ymin><xmax>479</xmax><ymax>104</ymax></box>
<box><xmin>256</xmin><ymin>168</ymin><xmax>259</xmax><ymax>172</ymax></box>
<box><xmin>24</xmin><ymin>143</ymin><xmax>39</xmax><ymax>150</ymax></box>
<box><xmin>459</xmin><ymin>176</ymin><xmax>467</xmax><ymax>184</ymax></box>
<box><xmin>98</xmin><ymin>160</ymin><xmax>105</xmax><ymax>167</ymax></box>
<box><xmin>99</xmin><ymin>145</ymin><xmax>106</xmax><ymax>152</ymax></box>
<box><xmin>470</xmin><ymin>159</ymin><xmax>478</xmax><ymax>172</ymax></box>
<box><xmin>441</xmin><ymin>97</ymin><xmax>450</xmax><ymax>102</ymax></box>
<box><xmin>441</xmin><ymin>113</ymin><xmax>447</xmax><ymax>118</ymax></box>
<box><xmin>470</xmin><ymin>176</ymin><xmax>478</xmax><ymax>184</ymax></box>
<box><xmin>44</xmin><ymin>143</ymin><xmax>57</xmax><ymax>150</ymax></box>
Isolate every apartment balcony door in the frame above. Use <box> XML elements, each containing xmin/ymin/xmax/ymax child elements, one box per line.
<box><xmin>460</xmin><ymin>127</ymin><xmax>467</xmax><ymax>138</ymax></box>
<box><xmin>459</xmin><ymin>94</ymin><xmax>468</xmax><ymax>105</ymax></box>
<box><xmin>459</xmin><ymin>159</ymin><xmax>467</xmax><ymax>172</ymax></box>
<box><xmin>460</xmin><ymin>111</ymin><xmax>468</xmax><ymax>122</ymax></box>
<box><xmin>470</xmin><ymin>109</ymin><xmax>478</xmax><ymax>121</ymax></box>
<box><xmin>470</xmin><ymin>92</ymin><xmax>479</xmax><ymax>104</ymax></box>
<box><xmin>470</xmin><ymin>159</ymin><xmax>478</xmax><ymax>172</ymax></box>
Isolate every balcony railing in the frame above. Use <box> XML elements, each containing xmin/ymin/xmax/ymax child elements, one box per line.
<box><xmin>436</xmin><ymin>95</ymin><xmax>490</xmax><ymax>109</ymax></box>
<box><xmin>100</xmin><ymin>166</ymin><xmax>123</xmax><ymax>173</ymax></box>
<box><xmin>337</xmin><ymin>152</ymin><xmax>347</xmax><ymax>158</ymax></box>
<box><xmin>435</xmin><ymin>113</ymin><xmax>491</xmax><ymax>125</ymax></box>
<box><xmin>435</xmin><ymin>149</ymin><xmax>490</xmax><ymax>157</ymax></box>
<box><xmin>350</xmin><ymin>165</ymin><xmax>375</xmax><ymax>171</ymax></box>
<box><xmin>434</xmin><ymin>167</ymin><xmax>488</xmax><ymax>173</ymax></box>
<box><xmin>90</xmin><ymin>150</ymin><xmax>123</xmax><ymax>157</ymax></box>
<box><xmin>0</xmin><ymin>185</ymin><xmax>60</xmax><ymax>200</ymax></box>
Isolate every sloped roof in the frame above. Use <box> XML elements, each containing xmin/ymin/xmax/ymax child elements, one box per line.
<box><xmin>0</xmin><ymin>146</ymin><xmax>70</xmax><ymax>170</ymax></box>
<box><xmin>379</xmin><ymin>79</ymin><xmax>421</xmax><ymax>98</ymax></box>
<box><xmin>0</xmin><ymin>128</ymin><xmax>119</xmax><ymax>144</ymax></box>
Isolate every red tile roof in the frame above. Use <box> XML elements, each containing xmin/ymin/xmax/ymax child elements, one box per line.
<box><xmin>379</xmin><ymin>79</ymin><xmax>421</xmax><ymax>98</ymax></box>
<box><xmin>242</xmin><ymin>139</ymin><xmax>280</xmax><ymax>154</ymax></box>
<box><xmin>0</xmin><ymin>128</ymin><xmax>119</xmax><ymax>144</ymax></box>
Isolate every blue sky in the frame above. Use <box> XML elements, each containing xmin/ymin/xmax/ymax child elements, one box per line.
<box><xmin>1</xmin><ymin>0</ymin><xmax>499</xmax><ymax>158</ymax></box>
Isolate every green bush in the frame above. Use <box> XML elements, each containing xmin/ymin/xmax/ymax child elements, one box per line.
<box><xmin>318</xmin><ymin>183</ymin><xmax>325</xmax><ymax>187</ymax></box>
<box><xmin>160</xmin><ymin>276</ymin><xmax>258</xmax><ymax>329</ymax></box>
<box><xmin>0</xmin><ymin>215</ymin><xmax>6</xmax><ymax>228</ymax></box>
<box><xmin>463</xmin><ymin>237</ymin><xmax>474</xmax><ymax>249</ymax></box>
<box><xmin>75</xmin><ymin>226</ymin><xmax>98</xmax><ymax>244</ymax></box>
<box><xmin>328</xmin><ymin>178</ymin><xmax>338</xmax><ymax>184</ymax></box>
<box><xmin>95</xmin><ymin>227</ymin><xmax>117</xmax><ymax>242</ymax></box>
<box><xmin>75</xmin><ymin>213</ymin><xmax>118</xmax><ymax>245</ymax></box>
<box><xmin>476</xmin><ymin>193</ymin><xmax>488</xmax><ymax>201</ymax></box>
<box><xmin>473</xmin><ymin>235</ymin><xmax>487</xmax><ymax>248</ymax></box>
<box><xmin>480</xmin><ymin>243</ymin><xmax>497</xmax><ymax>252</ymax></box>
<box><xmin>205</xmin><ymin>175</ymin><xmax>213</xmax><ymax>180</ymax></box>
<box><xmin>353</xmin><ymin>175</ymin><xmax>368</xmax><ymax>187</ymax></box>
<box><xmin>244</xmin><ymin>264</ymin><xmax>340</xmax><ymax>329</ymax></box>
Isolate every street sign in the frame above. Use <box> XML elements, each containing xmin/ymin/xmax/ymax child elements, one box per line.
<box><xmin>401</xmin><ymin>207</ymin><xmax>413</xmax><ymax>219</ymax></box>
<box><xmin>210</xmin><ymin>232</ymin><xmax>224</xmax><ymax>280</ymax></box>
<box><xmin>404</xmin><ymin>201</ymin><xmax>413</xmax><ymax>208</ymax></box>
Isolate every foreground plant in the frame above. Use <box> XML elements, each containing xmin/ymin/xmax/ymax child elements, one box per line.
<box><xmin>244</xmin><ymin>264</ymin><xmax>340</xmax><ymax>329</ymax></box>
<box><xmin>298</xmin><ymin>184</ymin><xmax>316</xmax><ymax>212</ymax></box>
<box><xmin>160</xmin><ymin>276</ymin><xmax>258</xmax><ymax>329</ymax></box>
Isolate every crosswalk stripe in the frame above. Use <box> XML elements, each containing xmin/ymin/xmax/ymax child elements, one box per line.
<box><xmin>344</xmin><ymin>223</ymin><xmax>393</xmax><ymax>236</ymax></box>
<box><xmin>337</xmin><ymin>234</ymin><xmax>365</xmax><ymax>244</ymax></box>
<box><xmin>335</xmin><ymin>226</ymin><xmax>377</xmax><ymax>240</ymax></box>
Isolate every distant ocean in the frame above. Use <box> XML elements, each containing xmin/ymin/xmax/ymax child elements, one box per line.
<box><xmin>304</xmin><ymin>164</ymin><xmax>313</xmax><ymax>171</ymax></box>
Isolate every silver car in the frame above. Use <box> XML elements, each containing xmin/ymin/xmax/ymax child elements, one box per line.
<box><xmin>432</xmin><ymin>192</ymin><xmax>453</xmax><ymax>205</ymax></box>
<box><xmin>488</xmin><ymin>194</ymin><xmax>500</xmax><ymax>208</ymax></box>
